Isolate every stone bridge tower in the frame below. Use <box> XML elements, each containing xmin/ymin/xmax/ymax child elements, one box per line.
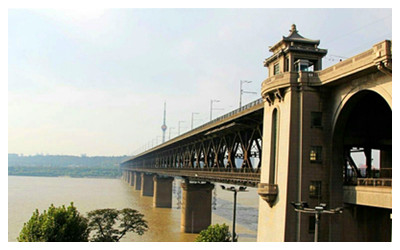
<box><xmin>257</xmin><ymin>25</ymin><xmax>392</xmax><ymax>242</ymax></box>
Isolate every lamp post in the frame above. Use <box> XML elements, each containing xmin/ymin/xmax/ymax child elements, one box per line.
<box><xmin>210</xmin><ymin>99</ymin><xmax>223</xmax><ymax>121</ymax></box>
<box><xmin>191</xmin><ymin>112</ymin><xmax>199</xmax><ymax>130</ymax></box>
<box><xmin>220</xmin><ymin>185</ymin><xmax>248</xmax><ymax>242</ymax></box>
<box><xmin>290</xmin><ymin>201</ymin><xmax>343</xmax><ymax>242</ymax></box>
<box><xmin>168</xmin><ymin>127</ymin><xmax>175</xmax><ymax>140</ymax></box>
<box><xmin>239</xmin><ymin>80</ymin><xmax>256</xmax><ymax>108</ymax></box>
<box><xmin>178</xmin><ymin>120</ymin><xmax>185</xmax><ymax>135</ymax></box>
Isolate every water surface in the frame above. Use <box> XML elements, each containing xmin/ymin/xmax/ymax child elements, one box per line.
<box><xmin>8</xmin><ymin>176</ymin><xmax>258</xmax><ymax>242</ymax></box>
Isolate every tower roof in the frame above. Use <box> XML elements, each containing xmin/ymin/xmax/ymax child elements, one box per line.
<box><xmin>269</xmin><ymin>24</ymin><xmax>321</xmax><ymax>52</ymax></box>
<box><xmin>264</xmin><ymin>24</ymin><xmax>327</xmax><ymax>67</ymax></box>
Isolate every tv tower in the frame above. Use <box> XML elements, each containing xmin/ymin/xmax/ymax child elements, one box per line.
<box><xmin>161</xmin><ymin>101</ymin><xmax>167</xmax><ymax>143</ymax></box>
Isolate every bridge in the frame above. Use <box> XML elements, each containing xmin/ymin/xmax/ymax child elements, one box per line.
<box><xmin>121</xmin><ymin>98</ymin><xmax>263</xmax><ymax>187</ymax></box>
<box><xmin>120</xmin><ymin>25</ymin><xmax>392</xmax><ymax>241</ymax></box>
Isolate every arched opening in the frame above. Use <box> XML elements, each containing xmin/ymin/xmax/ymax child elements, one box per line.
<box><xmin>331</xmin><ymin>90</ymin><xmax>392</xmax><ymax>241</ymax></box>
<box><xmin>333</xmin><ymin>90</ymin><xmax>392</xmax><ymax>184</ymax></box>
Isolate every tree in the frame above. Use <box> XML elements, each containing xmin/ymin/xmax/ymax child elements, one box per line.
<box><xmin>17</xmin><ymin>203</ymin><xmax>89</xmax><ymax>242</ymax></box>
<box><xmin>87</xmin><ymin>208</ymin><xmax>148</xmax><ymax>242</ymax></box>
<box><xmin>195</xmin><ymin>223</ymin><xmax>232</xmax><ymax>242</ymax></box>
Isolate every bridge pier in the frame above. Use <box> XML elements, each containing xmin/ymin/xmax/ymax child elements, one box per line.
<box><xmin>134</xmin><ymin>172</ymin><xmax>142</xmax><ymax>190</ymax></box>
<box><xmin>180</xmin><ymin>181</ymin><xmax>214</xmax><ymax>233</ymax></box>
<box><xmin>127</xmin><ymin>171</ymin><xmax>131</xmax><ymax>184</ymax></box>
<box><xmin>129</xmin><ymin>171</ymin><xmax>135</xmax><ymax>186</ymax></box>
<box><xmin>141</xmin><ymin>173</ymin><xmax>155</xmax><ymax>196</ymax></box>
<box><xmin>153</xmin><ymin>176</ymin><xmax>174</xmax><ymax>208</ymax></box>
<box><xmin>122</xmin><ymin>170</ymin><xmax>126</xmax><ymax>182</ymax></box>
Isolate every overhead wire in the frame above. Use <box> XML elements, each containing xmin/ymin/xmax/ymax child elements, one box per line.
<box><xmin>323</xmin><ymin>15</ymin><xmax>391</xmax><ymax>46</ymax></box>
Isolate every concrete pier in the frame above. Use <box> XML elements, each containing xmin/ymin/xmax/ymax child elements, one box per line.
<box><xmin>134</xmin><ymin>172</ymin><xmax>142</xmax><ymax>190</ymax></box>
<box><xmin>129</xmin><ymin>171</ymin><xmax>135</xmax><ymax>186</ymax></box>
<box><xmin>141</xmin><ymin>173</ymin><xmax>155</xmax><ymax>196</ymax></box>
<box><xmin>153</xmin><ymin>176</ymin><xmax>174</xmax><ymax>208</ymax></box>
<box><xmin>180</xmin><ymin>181</ymin><xmax>214</xmax><ymax>233</ymax></box>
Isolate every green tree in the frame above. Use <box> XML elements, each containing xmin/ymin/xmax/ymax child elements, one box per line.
<box><xmin>195</xmin><ymin>223</ymin><xmax>232</xmax><ymax>242</ymax></box>
<box><xmin>17</xmin><ymin>203</ymin><xmax>89</xmax><ymax>242</ymax></box>
<box><xmin>87</xmin><ymin>208</ymin><xmax>148</xmax><ymax>242</ymax></box>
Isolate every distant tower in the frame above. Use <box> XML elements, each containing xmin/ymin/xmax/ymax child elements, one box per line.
<box><xmin>161</xmin><ymin>101</ymin><xmax>167</xmax><ymax>143</ymax></box>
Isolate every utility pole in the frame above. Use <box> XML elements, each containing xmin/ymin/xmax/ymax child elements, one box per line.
<box><xmin>178</xmin><ymin>120</ymin><xmax>185</xmax><ymax>135</ymax></box>
<box><xmin>191</xmin><ymin>112</ymin><xmax>199</xmax><ymax>130</ymax></box>
<box><xmin>239</xmin><ymin>80</ymin><xmax>256</xmax><ymax>108</ymax></box>
<box><xmin>210</xmin><ymin>99</ymin><xmax>223</xmax><ymax>121</ymax></box>
<box><xmin>169</xmin><ymin>127</ymin><xmax>175</xmax><ymax>140</ymax></box>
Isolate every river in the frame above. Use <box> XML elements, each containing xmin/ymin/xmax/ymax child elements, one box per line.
<box><xmin>8</xmin><ymin>176</ymin><xmax>259</xmax><ymax>242</ymax></box>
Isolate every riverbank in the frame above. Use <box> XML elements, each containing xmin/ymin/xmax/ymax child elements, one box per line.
<box><xmin>8</xmin><ymin>166</ymin><xmax>121</xmax><ymax>179</ymax></box>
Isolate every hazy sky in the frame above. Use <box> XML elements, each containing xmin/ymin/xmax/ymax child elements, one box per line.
<box><xmin>7</xmin><ymin>7</ymin><xmax>392</xmax><ymax>156</ymax></box>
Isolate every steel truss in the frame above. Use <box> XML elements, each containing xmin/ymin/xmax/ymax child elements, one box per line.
<box><xmin>122</xmin><ymin>109</ymin><xmax>263</xmax><ymax>186</ymax></box>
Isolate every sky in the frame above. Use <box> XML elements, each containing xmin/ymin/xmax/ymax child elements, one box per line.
<box><xmin>7</xmin><ymin>6</ymin><xmax>393</xmax><ymax>156</ymax></box>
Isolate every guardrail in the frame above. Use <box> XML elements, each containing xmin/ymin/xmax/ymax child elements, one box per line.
<box><xmin>179</xmin><ymin>98</ymin><xmax>263</xmax><ymax>137</ymax></box>
<box><xmin>345</xmin><ymin>177</ymin><xmax>392</xmax><ymax>187</ymax></box>
<box><xmin>356</xmin><ymin>178</ymin><xmax>392</xmax><ymax>187</ymax></box>
<box><xmin>129</xmin><ymin>98</ymin><xmax>264</xmax><ymax>160</ymax></box>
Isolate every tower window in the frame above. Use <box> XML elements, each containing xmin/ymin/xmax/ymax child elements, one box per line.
<box><xmin>311</xmin><ymin>112</ymin><xmax>323</xmax><ymax>128</ymax></box>
<box><xmin>309</xmin><ymin>180</ymin><xmax>322</xmax><ymax>198</ymax></box>
<box><xmin>269</xmin><ymin>109</ymin><xmax>278</xmax><ymax>184</ymax></box>
<box><xmin>310</xmin><ymin>146</ymin><xmax>322</xmax><ymax>162</ymax></box>
<box><xmin>274</xmin><ymin>63</ymin><xmax>280</xmax><ymax>75</ymax></box>
<box><xmin>284</xmin><ymin>57</ymin><xmax>289</xmax><ymax>72</ymax></box>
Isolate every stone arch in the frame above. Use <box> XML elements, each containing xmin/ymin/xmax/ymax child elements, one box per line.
<box><xmin>330</xmin><ymin>89</ymin><xmax>392</xmax><ymax>241</ymax></box>
<box><xmin>332</xmin><ymin>90</ymin><xmax>392</xmax><ymax>178</ymax></box>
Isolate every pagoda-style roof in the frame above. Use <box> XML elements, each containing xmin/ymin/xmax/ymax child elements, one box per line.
<box><xmin>264</xmin><ymin>24</ymin><xmax>327</xmax><ymax>67</ymax></box>
<box><xmin>269</xmin><ymin>24</ymin><xmax>321</xmax><ymax>52</ymax></box>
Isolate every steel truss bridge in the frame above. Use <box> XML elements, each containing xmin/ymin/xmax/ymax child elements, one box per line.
<box><xmin>121</xmin><ymin>98</ymin><xmax>264</xmax><ymax>187</ymax></box>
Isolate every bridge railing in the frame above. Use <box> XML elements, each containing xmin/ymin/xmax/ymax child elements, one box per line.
<box><xmin>344</xmin><ymin>168</ymin><xmax>392</xmax><ymax>187</ymax></box>
<box><xmin>131</xmin><ymin>97</ymin><xmax>264</xmax><ymax>158</ymax></box>
<box><xmin>179</xmin><ymin>97</ymin><xmax>263</xmax><ymax>136</ymax></box>
<box><xmin>356</xmin><ymin>178</ymin><xmax>392</xmax><ymax>186</ymax></box>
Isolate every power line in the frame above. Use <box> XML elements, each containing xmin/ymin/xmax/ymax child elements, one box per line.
<box><xmin>323</xmin><ymin>15</ymin><xmax>391</xmax><ymax>46</ymax></box>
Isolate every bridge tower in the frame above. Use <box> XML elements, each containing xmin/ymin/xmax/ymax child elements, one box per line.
<box><xmin>257</xmin><ymin>24</ymin><xmax>392</xmax><ymax>241</ymax></box>
<box><xmin>257</xmin><ymin>24</ymin><xmax>327</xmax><ymax>242</ymax></box>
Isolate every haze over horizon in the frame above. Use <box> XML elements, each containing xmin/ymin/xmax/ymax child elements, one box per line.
<box><xmin>8</xmin><ymin>8</ymin><xmax>392</xmax><ymax>156</ymax></box>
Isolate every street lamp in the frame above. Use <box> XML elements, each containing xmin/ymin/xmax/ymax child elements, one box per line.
<box><xmin>191</xmin><ymin>112</ymin><xmax>199</xmax><ymax>130</ymax></box>
<box><xmin>210</xmin><ymin>99</ymin><xmax>223</xmax><ymax>121</ymax></box>
<box><xmin>220</xmin><ymin>185</ymin><xmax>248</xmax><ymax>242</ymax></box>
<box><xmin>178</xmin><ymin>120</ymin><xmax>185</xmax><ymax>135</ymax></box>
<box><xmin>239</xmin><ymin>80</ymin><xmax>256</xmax><ymax>108</ymax></box>
<box><xmin>169</xmin><ymin>127</ymin><xmax>175</xmax><ymax>140</ymax></box>
<box><xmin>290</xmin><ymin>201</ymin><xmax>343</xmax><ymax>242</ymax></box>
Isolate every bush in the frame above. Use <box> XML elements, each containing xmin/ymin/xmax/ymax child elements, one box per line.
<box><xmin>17</xmin><ymin>203</ymin><xmax>89</xmax><ymax>242</ymax></box>
<box><xmin>87</xmin><ymin>208</ymin><xmax>148</xmax><ymax>242</ymax></box>
<box><xmin>18</xmin><ymin>204</ymin><xmax>149</xmax><ymax>242</ymax></box>
<box><xmin>195</xmin><ymin>223</ymin><xmax>232</xmax><ymax>242</ymax></box>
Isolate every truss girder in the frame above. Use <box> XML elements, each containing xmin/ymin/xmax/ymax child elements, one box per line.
<box><xmin>121</xmin><ymin>108</ymin><xmax>263</xmax><ymax>185</ymax></box>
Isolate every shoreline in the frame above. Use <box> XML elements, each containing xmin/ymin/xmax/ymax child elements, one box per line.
<box><xmin>8</xmin><ymin>174</ymin><xmax>121</xmax><ymax>180</ymax></box>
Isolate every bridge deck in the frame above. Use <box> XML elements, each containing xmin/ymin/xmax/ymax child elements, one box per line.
<box><xmin>121</xmin><ymin>98</ymin><xmax>264</xmax><ymax>186</ymax></box>
<box><xmin>129</xmin><ymin>168</ymin><xmax>260</xmax><ymax>187</ymax></box>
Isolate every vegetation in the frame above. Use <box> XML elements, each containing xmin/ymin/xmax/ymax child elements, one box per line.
<box><xmin>87</xmin><ymin>208</ymin><xmax>148</xmax><ymax>242</ymax></box>
<box><xmin>18</xmin><ymin>203</ymin><xmax>148</xmax><ymax>242</ymax></box>
<box><xmin>195</xmin><ymin>223</ymin><xmax>232</xmax><ymax>242</ymax></box>
<box><xmin>8</xmin><ymin>154</ymin><xmax>130</xmax><ymax>178</ymax></box>
<box><xmin>8</xmin><ymin>166</ymin><xmax>121</xmax><ymax>178</ymax></box>
<box><xmin>17</xmin><ymin>203</ymin><xmax>89</xmax><ymax>242</ymax></box>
